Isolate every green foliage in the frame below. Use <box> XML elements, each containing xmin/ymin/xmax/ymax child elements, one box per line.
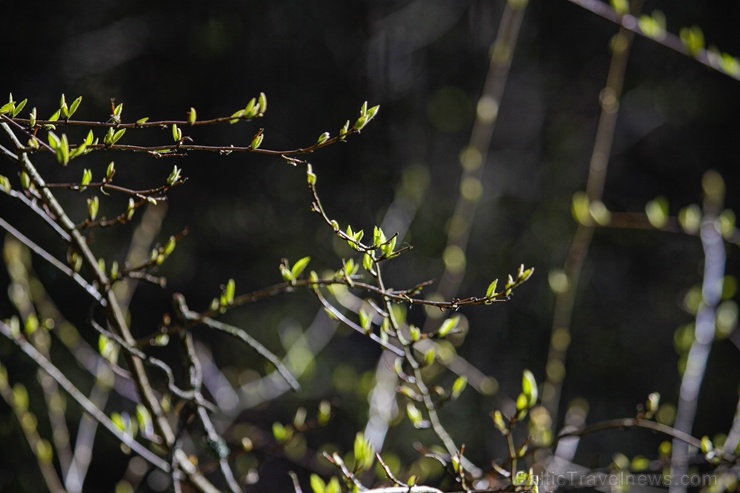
<box><xmin>2</xmin><ymin>3</ymin><xmax>740</xmax><ymax>491</ymax></box>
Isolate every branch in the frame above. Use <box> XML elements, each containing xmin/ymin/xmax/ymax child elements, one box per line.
<box><xmin>0</xmin><ymin>216</ymin><xmax>105</xmax><ymax>306</ymax></box>
<box><xmin>0</xmin><ymin>319</ymin><xmax>171</xmax><ymax>471</ymax></box>
<box><xmin>567</xmin><ymin>0</ymin><xmax>740</xmax><ymax>81</ymax></box>
<box><xmin>557</xmin><ymin>417</ymin><xmax>738</xmax><ymax>465</ymax></box>
<box><xmin>173</xmin><ymin>293</ymin><xmax>301</xmax><ymax>392</ymax></box>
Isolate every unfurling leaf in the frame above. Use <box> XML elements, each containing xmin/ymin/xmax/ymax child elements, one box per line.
<box><xmin>306</xmin><ymin>163</ymin><xmax>317</xmax><ymax>186</ymax></box>
<box><xmin>521</xmin><ymin>369</ymin><xmax>538</xmax><ymax>409</ymax></box>
<box><xmin>220</xmin><ymin>279</ymin><xmax>236</xmax><ymax>306</ymax></box>
<box><xmin>451</xmin><ymin>375</ymin><xmax>468</xmax><ymax>399</ymax></box>
<box><xmin>80</xmin><ymin>169</ymin><xmax>92</xmax><ymax>190</ymax></box>
<box><xmin>353</xmin><ymin>432</ymin><xmax>375</xmax><ymax>472</ymax></box>
<box><xmin>250</xmin><ymin>130</ymin><xmax>264</xmax><ymax>150</ymax></box>
<box><xmin>171</xmin><ymin>123</ymin><xmax>182</xmax><ymax>142</ymax></box>
<box><xmin>492</xmin><ymin>409</ymin><xmax>507</xmax><ymax>433</ymax></box>
<box><xmin>291</xmin><ymin>256</ymin><xmax>311</xmax><ymax>279</ymax></box>
<box><xmin>485</xmin><ymin>279</ymin><xmax>498</xmax><ymax>301</ymax></box>
<box><xmin>437</xmin><ymin>316</ymin><xmax>459</xmax><ymax>337</ymax></box>
<box><xmin>167</xmin><ymin>165</ymin><xmax>181</xmax><ymax>186</ymax></box>
<box><xmin>258</xmin><ymin>92</ymin><xmax>267</xmax><ymax>115</ymax></box>
<box><xmin>87</xmin><ymin>196</ymin><xmax>99</xmax><ymax>221</ymax></box>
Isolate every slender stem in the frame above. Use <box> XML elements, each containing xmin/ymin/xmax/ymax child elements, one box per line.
<box><xmin>174</xmin><ymin>293</ymin><xmax>301</xmax><ymax>391</ymax></box>
<box><xmin>557</xmin><ymin>417</ymin><xmax>737</xmax><ymax>464</ymax></box>
<box><xmin>0</xmin><ymin>320</ymin><xmax>171</xmax><ymax>471</ymax></box>
<box><xmin>181</xmin><ymin>332</ymin><xmax>242</xmax><ymax>493</ymax></box>
<box><xmin>0</xmin><ymin>216</ymin><xmax>104</xmax><ymax>305</ymax></box>
<box><xmin>2</xmin><ymin>122</ymin><xmax>223</xmax><ymax>492</ymax></box>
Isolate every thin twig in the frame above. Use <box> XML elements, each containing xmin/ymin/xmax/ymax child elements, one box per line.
<box><xmin>174</xmin><ymin>293</ymin><xmax>301</xmax><ymax>392</ymax></box>
<box><xmin>181</xmin><ymin>331</ymin><xmax>242</xmax><ymax>493</ymax></box>
<box><xmin>0</xmin><ymin>319</ymin><xmax>171</xmax><ymax>471</ymax></box>
<box><xmin>0</xmin><ymin>216</ymin><xmax>105</xmax><ymax>305</ymax></box>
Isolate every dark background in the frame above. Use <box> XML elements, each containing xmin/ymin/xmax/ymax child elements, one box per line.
<box><xmin>1</xmin><ymin>1</ymin><xmax>739</xmax><ymax>491</ymax></box>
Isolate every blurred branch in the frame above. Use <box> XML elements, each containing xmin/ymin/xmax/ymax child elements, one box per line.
<box><xmin>0</xmin><ymin>217</ymin><xmax>104</xmax><ymax>305</ymax></box>
<box><xmin>435</xmin><ymin>0</ymin><xmax>528</xmax><ymax>301</ymax></box>
<box><xmin>542</xmin><ymin>0</ymin><xmax>641</xmax><ymax>432</ymax></box>
<box><xmin>567</xmin><ymin>0</ymin><xmax>740</xmax><ymax>81</ymax></box>
<box><xmin>0</xmin><ymin>356</ymin><xmax>67</xmax><ymax>493</ymax></box>
<box><xmin>2</xmin><ymin>121</ymin><xmax>227</xmax><ymax>492</ymax></box>
<box><xmin>0</xmin><ymin>319</ymin><xmax>171</xmax><ymax>472</ymax></box>
<box><xmin>670</xmin><ymin>174</ymin><xmax>727</xmax><ymax>493</ymax></box>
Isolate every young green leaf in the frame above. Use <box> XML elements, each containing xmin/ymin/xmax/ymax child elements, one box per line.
<box><xmin>373</xmin><ymin>226</ymin><xmax>386</xmax><ymax>247</ymax></box>
<box><xmin>451</xmin><ymin>375</ymin><xmax>468</xmax><ymax>399</ymax></box>
<box><xmin>187</xmin><ymin>107</ymin><xmax>197</xmax><ymax>125</ymax></box>
<box><xmin>126</xmin><ymin>198</ymin><xmax>135</xmax><ymax>220</ymax></box>
<box><xmin>80</xmin><ymin>169</ymin><xmax>92</xmax><ymax>190</ymax></box>
<box><xmin>406</xmin><ymin>402</ymin><xmax>422</xmax><ymax>426</ymax></box>
<box><xmin>229</xmin><ymin>109</ymin><xmax>245</xmax><ymax>123</ymax></box>
<box><xmin>87</xmin><ymin>196</ymin><xmax>99</xmax><ymax>221</ymax></box>
<box><xmin>353</xmin><ymin>432</ymin><xmax>375</xmax><ymax>472</ymax></box>
<box><xmin>280</xmin><ymin>261</ymin><xmax>295</xmax><ymax>283</ymax></box>
<box><xmin>68</xmin><ymin>96</ymin><xmax>82</xmax><ymax>118</ymax></box>
<box><xmin>220</xmin><ymin>278</ymin><xmax>236</xmax><ymax>306</ymax></box>
<box><xmin>363</xmin><ymin>252</ymin><xmax>374</xmax><ymax>273</ymax></box>
<box><xmin>59</xmin><ymin>94</ymin><xmax>69</xmax><ymax>119</ymax></box>
<box><xmin>12</xmin><ymin>99</ymin><xmax>27</xmax><ymax>118</ymax></box>
<box><xmin>244</xmin><ymin>97</ymin><xmax>257</xmax><ymax>118</ymax></box>
<box><xmin>20</xmin><ymin>171</ymin><xmax>31</xmax><ymax>190</ymax></box>
<box><xmin>310</xmin><ymin>474</ymin><xmax>326</xmax><ymax>493</ymax></box>
<box><xmin>0</xmin><ymin>175</ymin><xmax>11</xmax><ymax>193</ymax></box>
<box><xmin>0</xmin><ymin>101</ymin><xmax>14</xmax><ymax>115</ymax></box>
<box><xmin>521</xmin><ymin>369</ymin><xmax>538</xmax><ymax>408</ymax></box>
<box><xmin>486</xmin><ymin>279</ymin><xmax>498</xmax><ymax>300</ymax></box>
<box><xmin>306</xmin><ymin>163</ymin><xmax>317</xmax><ymax>185</ymax></box>
<box><xmin>250</xmin><ymin>131</ymin><xmax>264</xmax><ymax>150</ymax></box>
<box><xmin>167</xmin><ymin>165</ymin><xmax>181</xmax><ymax>186</ymax></box>
<box><xmin>339</xmin><ymin>120</ymin><xmax>350</xmax><ymax>139</ymax></box>
<box><xmin>422</xmin><ymin>348</ymin><xmax>435</xmax><ymax>367</ymax></box>
<box><xmin>291</xmin><ymin>256</ymin><xmax>311</xmax><ymax>279</ymax></box>
<box><xmin>258</xmin><ymin>92</ymin><xmax>267</xmax><ymax>115</ymax></box>
<box><xmin>437</xmin><ymin>316</ymin><xmax>459</xmax><ymax>338</ymax></box>
<box><xmin>492</xmin><ymin>409</ymin><xmax>507</xmax><ymax>433</ymax></box>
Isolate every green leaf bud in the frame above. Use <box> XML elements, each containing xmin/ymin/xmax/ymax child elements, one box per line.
<box><xmin>87</xmin><ymin>196</ymin><xmax>99</xmax><ymax>221</ymax></box>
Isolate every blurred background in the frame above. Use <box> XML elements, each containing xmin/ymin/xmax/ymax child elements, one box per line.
<box><xmin>1</xmin><ymin>0</ymin><xmax>739</xmax><ymax>491</ymax></box>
